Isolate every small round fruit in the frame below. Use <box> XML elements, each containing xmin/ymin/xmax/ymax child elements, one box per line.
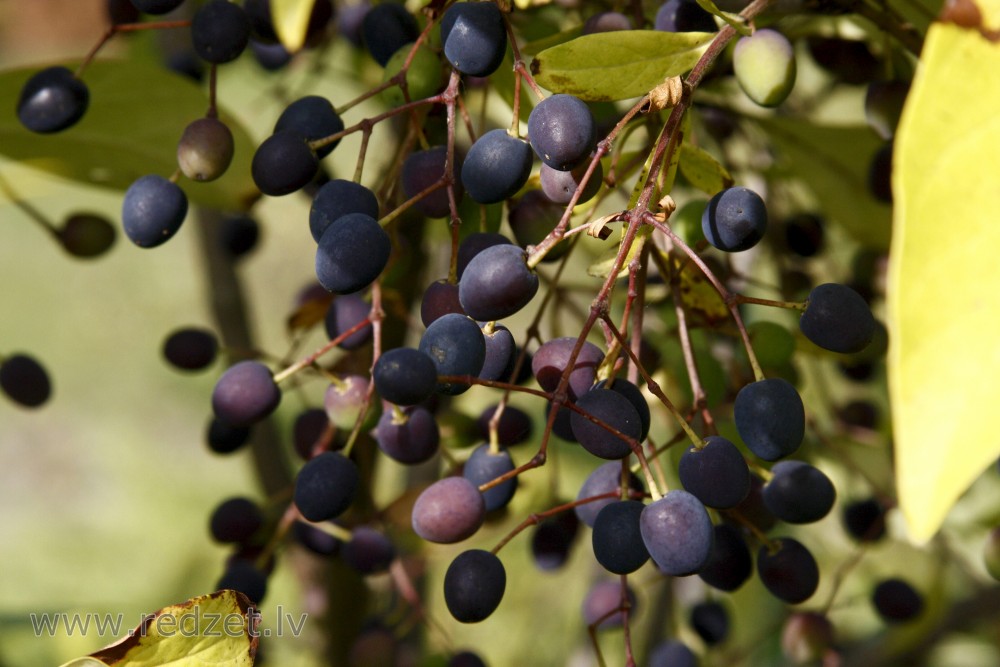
<box><xmin>0</xmin><ymin>353</ymin><xmax>52</xmax><ymax>408</ymax></box>
<box><xmin>309</xmin><ymin>179</ymin><xmax>380</xmax><ymax>242</ymax></box>
<box><xmin>461</xmin><ymin>129</ymin><xmax>534</xmax><ymax>204</ymax></box>
<box><xmin>315</xmin><ymin>213</ymin><xmax>391</xmax><ymax>294</ymax></box>
<box><xmin>872</xmin><ymin>578</ymin><xmax>924</xmax><ymax>622</ymax></box>
<box><xmin>458</xmin><ymin>243</ymin><xmax>539</xmax><ymax>321</ymax></box>
<box><xmin>539</xmin><ymin>161</ymin><xmax>602</xmax><ymax>205</ymax></box>
<box><xmin>418</xmin><ymin>313</ymin><xmax>487</xmax><ymax>395</ymax></box>
<box><xmin>734</xmin><ymin>378</ymin><xmax>805</xmax><ymax>461</ymax></box>
<box><xmin>800</xmin><ymin>283</ymin><xmax>876</xmax><ymax>354</ymax></box>
<box><xmin>211</xmin><ymin>361</ymin><xmax>281</xmax><ymax>427</ymax></box>
<box><xmin>191</xmin><ymin>0</ymin><xmax>251</xmax><ymax>64</ymax></box>
<box><xmin>733</xmin><ymin>29</ymin><xmax>797</xmax><ymax>108</ymax></box>
<box><xmin>782</xmin><ymin>612</ymin><xmax>834</xmax><ymax>664</ymax></box>
<box><xmin>381</xmin><ymin>42</ymin><xmax>444</xmax><ymax>107</ymax></box>
<box><xmin>757</xmin><ymin>537</ymin><xmax>819</xmax><ymax>604</ymax></box>
<box><xmin>654</xmin><ymin>0</ymin><xmax>717</xmax><ymax>32</ymax></box>
<box><xmin>528</xmin><ymin>94</ymin><xmax>597</xmax><ymax>171</ymax></box>
<box><xmin>17</xmin><ymin>66</ymin><xmax>89</xmax><ymax>134</ymax></box>
<box><xmin>582</xmin><ymin>12</ymin><xmax>633</xmax><ymax>34</ymax></box>
<box><xmin>274</xmin><ymin>95</ymin><xmax>344</xmax><ymax>159</ymax></box>
<box><xmin>218</xmin><ymin>214</ymin><xmax>260</xmax><ymax>259</ymax></box>
<box><xmin>177</xmin><ymin>117</ymin><xmax>235</xmax><ymax>182</ymax></box>
<box><xmin>401</xmin><ymin>146</ymin><xmax>461</xmax><ymax>218</ymax></box>
<box><xmin>640</xmin><ymin>490</ymin><xmax>714</xmax><ymax>576</ymax></box>
<box><xmin>441</xmin><ymin>1</ymin><xmax>508</xmax><ymax>77</ymax></box>
<box><xmin>375</xmin><ymin>406</ymin><xmax>440</xmax><ymax>464</ymax></box>
<box><xmin>59</xmin><ymin>214</ymin><xmax>116</xmax><ymax>258</ymax></box>
<box><xmin>571</xmin><ymin>386</ymin><xmax>642</xmax><ymax>460</ymax></box>
<box><xmin>701</xmin><ymin>186</ymin><xmax>767</xmax><ymax>252</ymax></box>
<box><xmin>373</xmin><ymin>348</ymin><xmax>438</xmax><ymax>406</ymax></box>
<box><xmin>162</xmin><ymin>327</ymin><xmax>218</xmax><ymax>371</ymax></box>
<box><xmin>252</xmin><ymin>130</ymin><xmax>319</xmax><ymax>196</ymax></box>
<box><xmin>362</xmin><ymin>3</ymin><xmax>419</xmax><ymax>67</ymax></box>
<box><xmin>122</xmin><ymin>175</ymin><xmax>189</xmax><ymax>248</ymax></box>
<box><xmin>507</xmin><ymin>191</ymin><xmax>566</xmax><ymax>263</ymax></box>
<box><xmin>463</xmin><ymin>443</ymin><xmax>518</xmax><ymax>512</ymax></box>
<box><xmin>444</xmin><ymin>549</ymin><xmax>506</xmax><ymax>622</ymax></box>
<box><xmin>294</xmin><ymin>452</ymin><xmax>359</xmax><ymax>521</ymax></box>
<box><xmin>411</xmin><ymin>477</ymin><xmax>486</xmax><ymax>543</ymax></box>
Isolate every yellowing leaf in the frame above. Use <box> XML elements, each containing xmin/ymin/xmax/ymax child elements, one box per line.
<box><xmin>272</xmin><ymin>0</ymin><xmax>318</xmax><ymax>53</ymax></box>
<box><xmin>59</xmin><ymin>591</ymin><xmax>258</xmax><ymax>667</ymax></box>
<box><xmin>679</xmin><ymin>142</ymin><xmax>733</xmax><ymax>195</ymax></box>
<box><xmin>889</xmin><ymin>23</ymin><xmax>1000</xmax><ymax>544</ymax></box>
<box><xmin>675</xmin><ymin>254</ymin><xmax>728</xmax><ymax>326</ymax></box>
<box><xmin>530</xmin><ymin>31</ymin><xmax>714</xmax><ymax>101</ymax></box>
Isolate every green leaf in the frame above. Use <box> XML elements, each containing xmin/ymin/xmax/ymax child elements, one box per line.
<box><xmin>693</xmin><ymin>0</ymin><xmax>750</xmax><ymax>35</ymax></box>
<box><xmin>0</xmin><ymin>60</ymin><xmax>258</xmax><ymax>211</ymax></box>
<box><xmin>520</xmin><ymin>26</ymin><xmax>583</xmax><ymax>57</ymax></box>
<box><xmin>59</xmin><ymin>590</ymin><xmax>258</xmax><ymax>667</ymax></box>
<box><xmin>889</xmin><ymin>23</ymin><xmax>1000</xmax><ymax>544</ymax></box>
<box><xmin>679</xmin><ymin>142</ymin><xmax>733</xmax><ymax>195</ymax></box>
<box><xmin>272</xmin><ymin>0</ymin><xmax>318</xmax><ymax>53</ymax></box>
<box><xmin>530</xmin><ymin>31</ymin><xmax>714</xmax><ymax>101</ymax></box>
<box><xmin>756</xmin><ymin>117</ymin><xmax>892</xmax><ymax>249</ymax></box>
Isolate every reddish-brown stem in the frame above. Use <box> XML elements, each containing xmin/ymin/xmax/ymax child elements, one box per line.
<box><xmin>312</xmin><ymin>92</ymin><xmax>449</xmax><ymax>153</ymax></box>
<box><xmin>272</xmin><ymin>316</ymin><xmax>373</xmax><ymax>384</ymax></box>
<box><xmin>635</xmin><ymin>0</ymin><xmax>776</xmax><ymax>211</ymax></box>
<box><xmin>443</xmin><ymin>70</ymin><xmax>463</xmax><ymax>242</ymax></box>
<box><xmin>503</xmin><ymin>16</ymin><xmax>545</xmax><ymax>100</ymax></box>
<box><xmin>620</xmin><ymin>575</ymin><xmax>636</xmax><ymax>667</ymax></box>
<box><xmin>733</xmin><ymin>293</ymin><xmax>807</xmax><ymax>310</ymax></box>
<box><xmin>342</xmin><ymin>281</ymin><xmax>385</xmax><ymax>459</ymax></box>
<box><xmin>510</xmin><ymin>58</ymin><xmax>524</xmax><ymax>135</ymax></box>
<box><xmin>627</xmin><ymin>244</ymin><xmax>649</xmax><ymax>386</ymax></box>
<box><xmin>526</xmin><ymin>96</ymin><xmax>650</xmax><ymax>267</ymax></box>
<box><xmin>645</xmin><ymin>213</ymin><xmax>765</xmax><ymax>382</ymax></box>
<box><xmin>389</xmin><ymin>558</ymin><xmax>453</xmax><ymax>649</ymax></box>
<box><xmin>75</xmin><ymin>20</ymin><xmax>191</xmax><ymax>78</ymax></box>
<box><xmin>378</xmin><ymin>179</ymin><xmax>448</xmax><ymax>228</ymax></box>
<box><xmin>354</xmin><ymin>125</ymin><xmax>372</xmax><ymax>183</ymax></box>
<box><xmin>659</xmin><ymin>250</ymin><xmax>714</xmax><ymax>434</ymax></box>
<box><xmin>255</xmin><ymin>502</ymin><xmax>299</xmax><ymax>571</ymax></box>
<box><xmin>489</xmin><ymin>491</ymin><xmax>625</xmax><ymax>555</ymax></box>
<box><xmin>600</xmin><ymin>313</ymin><xmax>703</xmax><ymax>449</ymax></box>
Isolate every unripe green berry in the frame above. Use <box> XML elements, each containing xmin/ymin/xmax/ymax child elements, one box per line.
<box><xmin>381</xmin><ymin>43</ymin><xmax>444</xmax><ymax>108</ymax></box>
<box><xmin>177</xmin><ymin>117</ymin><xmax>235</xmax><ymax>182</ymax></box>
<box><xmin>733</xmin><ymin>29</ymin><xmax>796</xmax><ymax>108</ymax></box>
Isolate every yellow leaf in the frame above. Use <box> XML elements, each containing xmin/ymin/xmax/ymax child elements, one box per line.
<box><xmin>58</xmin><ymin>591</ymin><xmax>258</xmax><ymax>667</ymax></box>
<box><xmin>678</xmin><ymin>142</ymin><xmax>734</xmax><ymax>195</ymax></box>
<box><xmin>272</xmin><ymin>0</ymin><xmax>317</xmax><ymax>53</ymax></box>
<box><xmin>889</xmin><ymin>22</ymin><xmax>1000</xmax><ymax>543</ymax></box>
